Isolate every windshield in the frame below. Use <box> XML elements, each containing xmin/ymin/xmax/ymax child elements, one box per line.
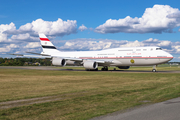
<box><xmin>156</xmin><ymin>48</ymin><xmax>162</xmax><ymax>50</ymax></box>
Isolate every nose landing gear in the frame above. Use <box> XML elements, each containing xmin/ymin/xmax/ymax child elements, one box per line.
<box><xmin>152</xmin><ymin>65</ymin><xmax>157</xmax><ymax>72</ymax></box>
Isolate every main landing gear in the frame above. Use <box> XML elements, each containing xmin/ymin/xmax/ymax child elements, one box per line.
<box><xmin>101</xmin><ymin>66</ymin><xmax>108</xmax><ymax>71</ymax></box>
<box><xmin>152</xmin><ymin>65</ymin><xmax>157</xmax><ymax>72</ymax></box>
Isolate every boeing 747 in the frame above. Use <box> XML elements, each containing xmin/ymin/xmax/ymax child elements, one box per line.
<box><xmin>14</xmin><ymin>34</ymin><xmax>174</xmax><ymax>72</ymax></box>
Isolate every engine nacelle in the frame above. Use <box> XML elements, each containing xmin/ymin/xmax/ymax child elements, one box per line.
<box><xmin>118</xmin><ymin>66</ymin><xmax>130</xmax><ymax>69</ymax></box>
<box><xmin>83</xmin><ymin>61</ymin><xmax>98</xmax><ymax>70</ymax></box>
<box><xmin>52</xmin><ymin>57</ymin><xmax>66</xmax><ymax>66</ymax></box>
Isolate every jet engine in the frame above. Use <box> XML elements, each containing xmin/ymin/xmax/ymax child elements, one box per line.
<box><xmin>52</xmin><ymin>57</ymin><xmax>66</xmax><ymax>66</ymax></box>
<box><xmin>118</xmin><ymin>66</ymin><xmax>130</xmax><ymax>69</ymax></box>
<box><xmin>83</xmin><ymin>61</ymin><xmax>98</xmax><ymax>70</ymax></box>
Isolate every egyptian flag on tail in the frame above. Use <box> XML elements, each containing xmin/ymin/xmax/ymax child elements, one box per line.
<box><xmin>39</xmin><ymin>34</ymin><xmax>56</xmax><ymax>49</ymax></box>
<box><xmin>39</xmin><ymin>34</ymin><xmax>59</xmax><ymax>53</ymax></box>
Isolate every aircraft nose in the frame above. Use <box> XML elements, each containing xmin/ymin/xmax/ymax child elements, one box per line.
<box><xmin>168</xmin><ymin>53</ymin><xmax>173</xmax><ymax>60</ymax></box>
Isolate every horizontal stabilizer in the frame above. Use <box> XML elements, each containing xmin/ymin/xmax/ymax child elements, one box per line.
<box><xmin>26</xmin><ymin>52</ymin><xmax>50</xmax><ymax>56</ymax></box>
<box><xmin>9</xmin><ymin>53</ymin><xmax>24</xmax><ymax>56</ymax></box>
<box><xmin>9</xmin><ymin>53</ymin><xmax>51</xmax><ymax>58</ymax></box>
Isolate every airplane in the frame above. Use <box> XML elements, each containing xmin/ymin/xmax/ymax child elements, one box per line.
<box><xmin>13</xmin><ymin>34</ymin><xmax>174</xmax><ymax>72</ymax></box>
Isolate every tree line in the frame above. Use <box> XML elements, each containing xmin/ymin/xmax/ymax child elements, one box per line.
<box><xmin>0</xmin><ymin>58</ymin><xmax>52</xmax><ymax>66</ymax></box>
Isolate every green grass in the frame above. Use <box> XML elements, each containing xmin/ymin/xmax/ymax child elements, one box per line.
<box><xmin>0</xmin><ymin>67</ymin><xmax>180</xmax><ymax>120</ymax></box>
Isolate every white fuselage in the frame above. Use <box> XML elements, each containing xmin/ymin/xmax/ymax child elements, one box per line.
<box><xmin>43</xmin><ymin>46</ymin><xmax>173</xmax><ymax>66</ymax></box>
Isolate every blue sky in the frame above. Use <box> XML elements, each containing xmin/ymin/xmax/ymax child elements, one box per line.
<box><xmin>0</xmin><ymin>0</ymin><xmax>180</xmax><ymax>61</ymax></box>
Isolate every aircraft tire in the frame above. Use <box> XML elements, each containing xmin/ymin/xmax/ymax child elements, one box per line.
<box><xmin>152</xmin><ymin>69</ymin><xmax>156</xmax><ymax>72</ymax></box>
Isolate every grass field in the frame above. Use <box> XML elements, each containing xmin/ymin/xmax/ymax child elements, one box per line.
<box><xmin>57</xmin><ymin>64</ymin><xmax>180</xmax><ymax>71</ymax></box>
<box><xmin>0</xmin><ymin>66</ymin><xmax>180</xmax><ymax>120</ymax></box>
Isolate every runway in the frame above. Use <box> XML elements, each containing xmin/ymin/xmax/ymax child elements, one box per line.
<box><xmin>0</xmin><ymin>66</ymin><xmax>180</xmax><ymax>73</ymax></box>
<box><xmin>90</xmin><ymin>97</ymin><xmax>180</xmax><ymax>120</ymax></box>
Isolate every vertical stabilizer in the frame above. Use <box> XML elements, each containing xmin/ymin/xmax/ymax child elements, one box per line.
<box><xmin>39</xmin><ymin>34</ymin><xmax>60</xmax><ymax>54</ymax></box>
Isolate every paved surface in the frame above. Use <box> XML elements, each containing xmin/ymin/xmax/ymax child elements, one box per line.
<box><xmin>0</xmin><ymin>66</ymin><xmax>180</xmax><ymax>73</ymax></box>
<box><xmin>90</xmin><ymin>97</ymin><xmax>180</xmax><ymax>120</ymax></box>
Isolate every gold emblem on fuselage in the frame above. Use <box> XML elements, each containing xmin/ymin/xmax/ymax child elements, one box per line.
<box><xmin>130</xmin><ymin>59</ymin><xmax>134</xmax><ymax>63</ymax></box>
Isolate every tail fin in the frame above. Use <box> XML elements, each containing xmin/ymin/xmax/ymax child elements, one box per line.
<box><xmin>39</xmin><ymin>34</ymin><xmax>59</xmax><ymax>54</ymax></box>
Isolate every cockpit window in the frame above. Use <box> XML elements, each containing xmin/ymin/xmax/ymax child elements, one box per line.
<box><xmin>156</xmin><ymin>48</ymin><xmax>162</xmax><ymax>50</ymax></box>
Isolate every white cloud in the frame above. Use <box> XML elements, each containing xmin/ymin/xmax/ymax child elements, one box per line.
<box><xmin>158</xmin><ymin>41</ymin><xmax>171</xmax><ymax>46</ymax></box>
<box><xmin>0</xmin><ymin>18</ymin><xmax>78</xmax><ymax>43</ymax></box>
<box><xmin>24</xmin><ymin>42</ymin><xmax>40</xmax><ymax>48</ymax></box>
<box><xmin>0</xmin><ymin>44</ymin><xmax>19</xmax><ymax>52</ymax></box>
<box><xmin>0</xmin><ymin>47</ymin><xmax>9</xmax><ymax>52</ymax></box>
<box><xmin>59</xmin><ymin>38</ymin><xmax>128</xmax><ymax>51</ymax></box>
<box><xmin>95</xmin><ymin>5</ymin><xmax>180</xmax><ymax>34</ymax></box>
<box><xmin>78</xmin><ymin>24</ymin><xmax>88</xmax><ymax>31</ymax></box>
<box><xmin>0</xmin><ymin>22</ymin><xmax>16</xmax><ymax>34</ymax></box>
<box><xmin>7</xmin><ymin>44</ymin><xmax>19</xmax><ymax>49</ymax></box>
<box><xmin>11</xmin><ymin>33</ymin><xmax>38</xmax><ymax>42</ymax></box>
<box><xmin>143</xmin><ymin>38</ymin><xmax>159</xmax><ymax>43</ymax></box>
<box><xmin>173</xmin><ymin>45</ymin><xmax>180</xmax><ymax>52</ymax></box>
<box><xmin>19</xmin><ymin>23</ymin><xmax>33</xmax><ymax>32</ymax></box>
<box><xmin>11</xmin><ymin>33</ymin><xmax>30</xmax><ymax>40</ymax></box>
<box><xmin>167</xmin><ymin>12</ymin><xmax>180</xmax><ymax>18</ymax></box>
<box><xmin>175</xmin><ymin>42</ymin><xmax>180</xmax><ymax>45</ymax></box>
<box><xmin>120</xmin><ymin>40</ymin><xmax>144</xmax><ymax>47</ymax></box>
<box><xmin>0</xmin><ymin>18</ymin><xmax>78</xmax><ymax>46</ymax></box>
<box><xmin>0</xmin><ymin>33</ymin><xmax>8</xmax><ymax>42</ymax></box>
<box><xmin>0</xmin><ymin>23</ymin><xmax>16</xmax><ymax>42</ymax></box>
<box><xmin>31</xmin><ymin>18</ymin><xmax>77</xmax><ymax>36</ymax></box>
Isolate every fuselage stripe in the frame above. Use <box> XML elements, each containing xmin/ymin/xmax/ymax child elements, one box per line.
<box><xmin>79</xmin><ymin>57</ymin><xmax>173</xmax><ymax>59</ymax></box>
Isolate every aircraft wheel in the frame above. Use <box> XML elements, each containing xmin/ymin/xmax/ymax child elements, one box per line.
<box><xmin>101</xmin><ymin>67</ymin><xmax>108</xmax><ymax>71</ymax></box>
<box><xmin>152</xmin><ymin>69</ymin><xmax>156</xmax><ymax>72</ymax></box>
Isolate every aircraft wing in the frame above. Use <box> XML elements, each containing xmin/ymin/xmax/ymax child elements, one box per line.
<box><xmin>10</xmin><ymin>53</ymin><xmax>113</xmax><ymax>64</ymax></box>
<box><xmin>63</xmin><ymin>58</ymin><xmax>113</xmax><ymax>64</ymax></box>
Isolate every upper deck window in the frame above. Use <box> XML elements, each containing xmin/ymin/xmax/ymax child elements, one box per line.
<box><xmin>156</xmin><ymin>48</ymin><xmax>162</xmax><ymax>50</ymax></box>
